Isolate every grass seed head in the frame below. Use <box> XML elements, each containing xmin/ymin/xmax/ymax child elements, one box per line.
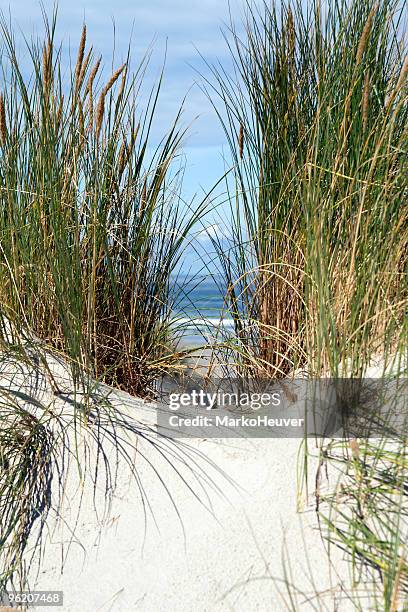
<box><xmin>395</xmin><ymin>54</ymin><xmax>408</xmax><ymax>92</ymax></box>
<box><xmin>356</xmin><ymin>4</ymin><xmax>378</xmax><ymax>66</ymax></box>
<box><xmin>77</xmin><ymin>46</ymin><xmax>93</xmax><ymax>92</ymax></box>
<box><xmin>42</xmin><ymin>40</ymin><xmax>52</xmax><ymax>92</ymax></box>
<box><xmin>239</xmin><ymin>123</ymin><xmax>244</xmax><ymax>160</ymax></box>
<box><xmin>117</xmin><ymin>67</ymin><xmax>127</xmax><ymax>102</ymax></box>
<box><xmin>0</xmin><ymin>94</ymin><xmax>7</xmax><ymax>146</ymax></box>
<box><xmin>287</xmin><ymin>8</ymin><xmax>295</xmax><ymax>58</ymax></box>
<box><xmin>95</xmin><ymin>64</ymin><xmax>126</xmax><ymax>138</ymax></box>
<box><xmin>86</xmin><ymin>56</ymin><xmax>102</xmax><ymax>94</ymax></box>
<box><xmin>75</xmin><ymin>25</ymin><xmax>87</xmax><ymax>86</ymax></box>
<box><xmin>95</xmin><ymin>92</ymin><xmax>105</xmax><ymax>138</ymax></box>
<box><xmin>104</xmin><ymin>63</ymin><xmax>126</xmax><ymax>95</ymax></box>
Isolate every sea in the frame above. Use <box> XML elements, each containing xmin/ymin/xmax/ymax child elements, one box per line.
<box><xmin>170</xmin><ymin>274</ymin><xmax>235</xmax><ymax>346</ymax></box>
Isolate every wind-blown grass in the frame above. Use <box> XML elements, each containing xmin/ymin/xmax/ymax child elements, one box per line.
<box><xmin>0</xmin><ymin>350</ymin><xmax>229</xmax><ymax>593</ymax></box>
<box><xmin>204</xmin><ymin>0</ymin><xmax>407</xmax><ymax>379</ymax></box>
<box><xmin>203</xmin><ymin>0</ymin><xmax>408</xmax><ymax>607</ymax></box>
<box><xmin>0</xmin><ymin>10</ymin><xmax>210</xmax><ymax>594</ymax></box>
<box><xmin>0</xmin><ymin>12</ymin><xmax>203</xmax><ymax>397</ymax></box>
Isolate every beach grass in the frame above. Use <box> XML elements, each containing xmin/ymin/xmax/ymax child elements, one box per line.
<box><xmin>204</xmin><ymin>0</ymin><xmax>407</xmax><ymax>379</ymax></box>
<box><xmin>0</xmin><ymin>1</ymin><xmax>406</xmax><ymax>607</ymax></box>
<box><xmin>203</xmin><ymin>0</ymin><xmax>407</xmax><ymax>607</ymax></box>
<box><xmin>0</xmin><ymin>10</ymin><xmax>207</xmax><ymax>592</ymax></box>
<box><xmin>0</xmin><ymin>11</ymin><xmax>203</xmax><ymax>398</ymax></box>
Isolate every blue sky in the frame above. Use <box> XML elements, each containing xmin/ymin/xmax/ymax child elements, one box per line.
<box><xmin>0</xmin><ymin>0</ymin><xmax>246</xmax><ymax>204</ymax></box>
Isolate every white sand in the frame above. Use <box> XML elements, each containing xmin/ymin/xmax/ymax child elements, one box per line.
<box><xmin>1</xmin><ymin>352</ymin><xmax>355</xmax><ymax>611</ymax></box>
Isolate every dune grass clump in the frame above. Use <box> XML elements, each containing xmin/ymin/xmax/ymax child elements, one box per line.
<box><xmin>206</xmin><ymin>0</ymin><xmax>407</xmax><ymax>379</ymax></box>
<box><xmin>318</xmin><ymin>435</ymin><xmax>408</xmax><ymax>610</ymax></box>
<box><xmin>0</xmin><ymin>10</ymin><xmax>208</xmax><ymax>595</ymax></box>
<box><xmin>205</xmin><ymin>0</ymin><xmax>407</xmax><ymax>607</ymax></box>
<box><xmin>0</xmin><ymin>13</ymin><xmax>200</xmax><ymax>397</ymax></box>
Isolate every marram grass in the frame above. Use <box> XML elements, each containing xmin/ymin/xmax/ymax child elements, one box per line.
<box><xmin>0</xmin><ymin>12</ymin><xmax>203</xmax><ymax>397</ymax></box>
<box><xmin>204</xmin><ymin>0</ymin><xmax>408</xmax><ymax>608</ymax></box>
<box><xmin>0</xmin><ymin>1</ymin><xmax>406</xmax><ymax>607</ymax></box>
<box><xmin>0</xmin><ymin>11</ymin><xmax>206</xmax><ymax>593</ymax></box>
<box><xmin>205</xmin><ymin>0</ymin><xmax>407</xmax><ymax>380</ymax></box>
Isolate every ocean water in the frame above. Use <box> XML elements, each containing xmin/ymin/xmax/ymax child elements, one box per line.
<box><xmin>170</xmin><ymin>275</ymin><xmax>235</xmax><ymax>346</ymax></box>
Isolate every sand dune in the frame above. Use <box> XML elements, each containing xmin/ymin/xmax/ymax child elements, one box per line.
<box><xmin>2</xmin><ymin>352</ymin><xmax>354</xmax><ymax>611</ymax></box>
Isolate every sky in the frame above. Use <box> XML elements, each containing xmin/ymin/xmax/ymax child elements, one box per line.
<box><xmin>0</xmin><ymin>0</ymin><xmax>247</xmax><ymax>204</ymax></box>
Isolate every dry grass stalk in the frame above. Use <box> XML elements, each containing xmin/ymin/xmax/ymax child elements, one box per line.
<box><xmin>78</xmin><ymin>98</ymin><xmax>85</xmax><ymax>135</ymax></box>
<box><xmin>88</xmin><ymin>88</ymin><xmax>94</xmax><ymax>132</ymax></box>
<box><xmin>95</xmin><ymin>93</ymin><xmax>105</xmax><ymax>138</ymax></box>
<box><xmin>117</xmin><ymin>67</ymin><xmax>127</xmax><ymax>102</ymax></box>
<box><xmin>75</xmin><ymin>25</ymin><xmax>87</xmax><ymax>86</ymax></box>
<box><xmin>77</xmin><ymin>46</ymin><xmax>93</xmax><ymax>91</ymax></box>
<box><xmin>395</xmin><ymin>54</ymin><xmax>408</xmax><ymax>92</ymax></box>
<box><xmin>86</xmin><ymin>56</ymin><xmax>102</xmax><ymax>94</ymax></box>
<box><xmin>287</xmin><ymin>8</ymin><xmax>295</xmax><ymax>59</ymax></box>
<box><xmin>0</xmin><ymin>93</ymin><xmax>7</xmax><ymax>146</ymax></box>
<box><xmin>95</xmin><ymin>64</ymin><xmax>126</xmax><ymax>138</ymax></box>
<box><xmin>118</xmin><ymin>140</ymin><xmax>126</xmax><ymax>173</ymax></box>
<box><xmin>86</xmin><ymin>56</ymin><xmax>101</xmax><ymax>128</ymax></box>
<box><xmin>42</xmin><ymin>39</ymin><xmax>52</xmax><ymax>92</ymax></box>
<box><xmin>104</xmin><ymin>63</ymin><xmax>126</xmax><ymax>94</ymax></box>
<box><xmin>239</xmin><ymin>123</ymin><xmax>244</xmax><ymax>160</ymax></box>
<box><xmin>390</xmin><ymin>556</ymin><xmax>405</xmax><ymax>612</ymax></box>
<box><xmin>356</xmin><ymin>4</ymin><xmax>378</xmax><ymax>66</ymax></box>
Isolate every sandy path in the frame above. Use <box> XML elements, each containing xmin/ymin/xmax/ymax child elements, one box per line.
<box><xmin>28</xmin><ymin>396</ymin><xmax>350</xmax><ymax>611</ymax></box>
<box><xmin>1</xmin><ymin>355</ymin><xmax>352</xmax><ymax>611</ymax></box>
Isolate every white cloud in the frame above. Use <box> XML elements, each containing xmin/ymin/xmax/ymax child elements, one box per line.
<box><xmin>197</xmin><ymin>223</ymin><xmax>231</xmax><ymax>243</ymax></box>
